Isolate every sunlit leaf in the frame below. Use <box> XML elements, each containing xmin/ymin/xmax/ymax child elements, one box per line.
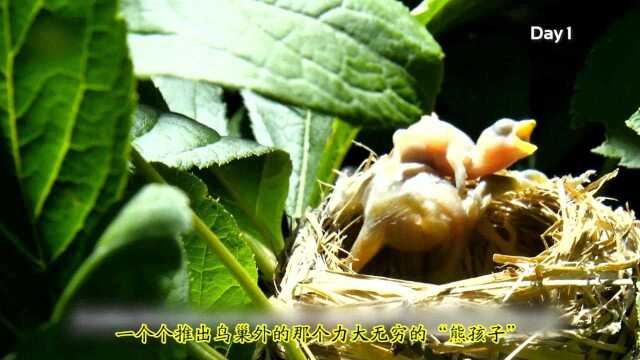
<box><xmin>243</xmin><ymin>90</ymin><xmax>359</xmax><ymax>218</ymax></box>
<box><xmin>121</xmin><ymin>0</ymin><xmax>444</xmax><ymax>127</ymax></box>
<box><xmin>152</xmin><ymin>76</ymin><xmax>229</xmax><ymax>135</ymax></box>
<box><xmin>0</xmin><ymin>0</ymin><xmax>135</xmax><ymax>261</ymax></box>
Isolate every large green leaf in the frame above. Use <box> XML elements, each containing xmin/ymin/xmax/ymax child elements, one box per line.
<box><xmin>156</xmin><ymin>165</ymin><xmax>256</xmax><ymax>310</ymax></box>
<box><xmin>0</xmin><ymin>0</ymin><xmax>135</xmax><ymax>262</ymax></box>
<box><xmin>132</xmin><ymin>109</ymin><xmax>289</xmax><ymax>275</ymax></box>
<box><xmin>51</xmin><ymin>184</ymin><xmax>191</xmax><ymax>321</ymax></box>
<box><xmin>152</xmin><ymin>76</ymin><xmax>229</xmax><ymax>135</ymax></box>
<box><xmin>243</xmin><ymin>90</ymin><xmax>359</xmax><ymax>218</ymax></box>
<box><xmin>121</xmin><ymin>0</ymin><xmax>444</xmax><ymax>127</ymax></box>
<box><xmin>571</xmin><ymin>10</ymin><xmax>640</xmax><ymax>168</ymax></box>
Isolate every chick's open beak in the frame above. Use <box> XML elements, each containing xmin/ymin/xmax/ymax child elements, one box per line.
<box><xmin>516</xmin><ymin>119</ymin><xmax>536</xmax><ymax>140</ymax></box>
<box><xmin>513</xmin><ymin>119</ymin><xmax>537</xmax><ymax>155</ymax></box>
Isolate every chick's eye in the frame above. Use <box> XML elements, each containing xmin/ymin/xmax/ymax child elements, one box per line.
<box><xmin>493</xmin><ymin>119</ymin><xmax>514</xmax><ymax>136</ymax></box>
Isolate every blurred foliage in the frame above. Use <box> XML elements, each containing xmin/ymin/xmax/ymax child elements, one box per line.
<box><xmin>14</xmin><ymin>185</ymin><xmax>193</xmax><ymax>359</ymax></box>
<box><xmin>50</xmin><ymin>185</ymin><xmax>192</xmax><ymax>321</ymax></box>
<box><xmin>572</xmin><ymin>10</ymin><xmax>640</xmax><ymax>168</ymax></box>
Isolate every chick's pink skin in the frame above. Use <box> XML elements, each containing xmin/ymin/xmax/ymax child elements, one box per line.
<box><xmin>349</xmin><ymin>116</ymin><xmax>538</xmax><ymax>274</ymax></box>
<box><xmin>348</xmin><ymin>158</ymin><xmax>491</xmax><ymax>280</ymax></box>
<box><xmin>392</xmin><ymin>116</ymin><xmax>537</xmax><ymax>185</ymax></box>
<box><xmin>392</xmin><ymin>115</ymin><xmax>474</xmax><ymax>178</ymax></box>
<box><xmin>468</xmin><ymin>119</ymin><xmax>537</xmax><ymax>178</ymax></box>
<box><xmin>349</xmin><ymin>158</ymin><xmax>468</xmax><ymax>273</ymax></box>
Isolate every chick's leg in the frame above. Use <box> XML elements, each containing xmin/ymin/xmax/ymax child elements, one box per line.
<box><xmin>350</xmin><ymin>225</ymin><xmax>385</xmax><ymax>272</ymax></box>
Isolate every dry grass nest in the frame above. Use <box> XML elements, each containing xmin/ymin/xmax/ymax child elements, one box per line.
<box><xmin>275</xmin><ymin>154</ymin><xmax>640</xmax><ymax>360</ymax></box>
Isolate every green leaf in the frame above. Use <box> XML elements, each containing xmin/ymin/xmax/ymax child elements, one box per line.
<box><xmin>132</xmin><ymin>111</ymin><xmax>281</xmax><ymax>170</ymax></box>
<box><xmin>227</xmin><ymin>107</ymin><xmax>247</xmax><ymax>138</ymax></box>
<box><xmin>0</xmin><ymin>0</ymin><xmax>135</xmax><ymax>262</ymax></box>
<box><xmin>200</xmin><ymin>150</ymin><xmax>291</xmax><ymax>257</ymax></box>
<box><xmin>152</xmin><ymin>75</ymin><xmax>229</xmax><ymax>135</ymax></box>
<box><xmin>626</xmin><ymin>108</ymin><xmax>640</xmax><ymax>136</ymax></box>
<box><xmin>132</xmin><ymin>109</ymin><xmax>289</xmax><ymax>273</ymax></box>
<box><xmin>592</xmin><ymin>124</ymin><xmax>640</xmax><ymax>169</ymax></box>
<box><xmin>52</xmin><ymin>184</ymin><xmax>192</xmax><ymax>321</ymax></box>
<box><xmin>243</xmin><ymin>90</ymin><xmax>359</xmax><ymax>218</ymax></box>
<box><xmin>121</xmin><ymin>0</ymin><xmax>444</xmax><ymax>127</ymax></box>
<box><xmin>411</xmin><ymin>0</ymin><xmax>510</xmax><ymax>34</ymax></box>
<box><xmin>156</xmin><ymin>164</ymin><xmax>256</xmax><ymax>310</ymax></box>
<box><xmin>571</xmin><ymin>10</ymin><xmax>640</xmax><ymax>168</ymax></box>
<box><xmin>411</xmin><ymin>0</ymin><xmax>449</xmax><ymax>25</ymax></box>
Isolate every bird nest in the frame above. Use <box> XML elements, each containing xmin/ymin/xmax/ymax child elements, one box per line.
<box><xmin>275</xmin><ymin>153</ymin><xmax>640</xmax><ymax>360</ymax></box>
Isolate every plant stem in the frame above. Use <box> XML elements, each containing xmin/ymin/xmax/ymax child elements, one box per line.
<box><xmin>242</xmin><ymin>232</ymin><xmax>277</xmax><ymax>281</ymax></box>
<box><xmin>192</xmin><ymin>215</ymin><xmax>271</xmax><ymax>308</ymax></box>
<box><xmin>131</xmin><ymin>148</ymin><xmax>307</xmax><ymax>360</ymax></box>
<box><xmin>188</xmin><ymin>343</ymin><xmax>227</xmax><ymax>360</ymax></box>
<box><xmin>282</xmin><ymin>342</ymin><xmax>308</xmax><ymax>360</ymax></box>
<box><xmin>131</xmin><ymin>149</ymin><xmax>270</xmax><ymax>307</ymax></box>
<box><xmin>51</xmin><ymin>252</ymin><xmax>98</xmax><ymax>322</ymax></box>
<box><xmin>131</xmin><ymin>148</ymin><xmax>166</xmax><ymax>183</ymax></box>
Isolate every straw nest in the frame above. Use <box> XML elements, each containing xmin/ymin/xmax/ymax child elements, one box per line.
<box><xmin>276</xmin><ymin>152</ymin><xmax>640</xmax><ymax>360</ymax></box>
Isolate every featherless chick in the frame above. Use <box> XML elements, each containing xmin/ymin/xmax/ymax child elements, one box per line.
<box><xmin>329</xmin><ymin>114</ymin><xmax>538</xmax><ymax>278</ymax></box>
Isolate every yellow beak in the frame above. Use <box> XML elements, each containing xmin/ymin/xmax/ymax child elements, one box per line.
<box><xmin>514</xmin><ymin>119</ymin><xmax>537</xmax><ymax>155</ymax></box>
<box><xmin>515</xmin><ymin>119</ymin><xmax>536</xmax><ymax>140</ymax></box>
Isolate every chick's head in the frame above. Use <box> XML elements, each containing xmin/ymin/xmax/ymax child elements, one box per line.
<box><xmin>471</xmin><ymin>119</ymin><xmax>537</xmax><ymax>177</ymax></box>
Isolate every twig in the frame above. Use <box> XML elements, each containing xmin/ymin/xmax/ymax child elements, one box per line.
<box><xmin>504</xmin><ymin>333</ymin><xmax>539</xmax><ymax>360</ymax></box>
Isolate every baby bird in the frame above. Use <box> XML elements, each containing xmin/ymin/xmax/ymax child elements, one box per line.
<box><xmin>347</xmin><ymin>115</ymin><xmax>538</xmax><ymax>275</ymax></box>
<box><xmin>392</xmin><ymin>115</ymin><xmax>537</xmax><ymax>189</ymax></box>
<box><xmin>349</xmin><ymin>156</ymin><xmax>489</xmax><ymax>276</ymax></box>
